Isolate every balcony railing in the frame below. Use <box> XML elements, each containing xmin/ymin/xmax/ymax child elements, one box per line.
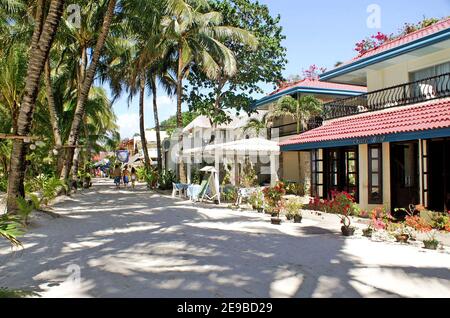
<box><xmin>271</xmin><ymin>118</ymin><xmax>323</xmax><ymax>138</ymax></box>
<box><xmin>323</xmin><ymin>72</ymin><xmax>450</xmax><ymax>120</ymax></box>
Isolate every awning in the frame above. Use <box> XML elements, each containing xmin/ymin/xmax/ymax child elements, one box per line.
<box><xmin>280</xmin><ymin>98</ymin><xmax>450</xmax><ymax>151</ymax></box>
<box><xmin>182</xmin><ymin>138</ymin><xmax>280</xmax><ymax>155</ymax></box>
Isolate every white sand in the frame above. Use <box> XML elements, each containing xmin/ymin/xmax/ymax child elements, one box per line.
<box><xmin>0</xmin><ymin>179</ymin><xmax>449</xmax><ymax>298</ymax></box>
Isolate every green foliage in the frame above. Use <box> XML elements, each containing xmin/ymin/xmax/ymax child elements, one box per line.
<box><xmin>16</xmin><ymin>196</ymin><xmax>34</xmax><ymax>225</ymax></box>
<box><xmin>142</xmin><ymin>168</ymin><xmax>159</xmax><ymax>189</ymax></box>
<box><xmin>285</xmin><ymin>197</ymin><xmax>303</xmax><ymax>218</ymax></box>
<box><xmin>0</xmin><ymin>214</ymin><xmax>24</xmax><ymax>248</ymax></box>
<box><xmin>248</xmin><ymin>189</ymin><xmax>264</xmax><ymax>210</ymax></box>
<box><xmin>0</xmin><ymin>178</ymin><xmax>7</xmax><ymax>193</ymax></box>
<box><xmin>41</xmin><ymin>177</ymin><xmax>66</xmax><ymax>205</ymax></box>
<box><xmin>159</xmin><ymin>170</ymin><xmax>177</xmax><ymax>190</ymax></box>
<box><xmin>239</xmin><ymin>159</ymin><xmax>257</xmax><ymax>188</ymax></box>
<box><xmin>0</xmin><ymin>287</ymin><xmax>39</xmax><ymax>298</ymax></box>
<box><xmin>191</xmin><ymin>168</ymin><xmax>204</xmax><ymax>185</ymax></box>
<box><xmin>284</xmin><ymin>182</ymin><xmax>306</xmax><ymax>196</ymax></box>
<box><xmin>222</xmin><ymin>186</ymin><xmax>238</xmax><ymax>203</ymax></box>
<box><xmin>160</xmin><ymin>112</ymin><xmax>200</xmax><ymax>136</ymax></box>
<box><xmin>187</xmin><ymin>0</ymin><xmax>287</xmax><ymax>124</ymax></box>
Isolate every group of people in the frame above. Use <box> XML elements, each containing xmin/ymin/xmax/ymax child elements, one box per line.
<box><xmin>112</xmin><ymin>164</ymin><xmax>137</xmax><ymax>189</ymax></box>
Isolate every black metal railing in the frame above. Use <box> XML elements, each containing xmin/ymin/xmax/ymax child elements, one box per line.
<box><xmin>323</xmin><ymin>72</ymin><xmax>450</xmax><ymax>120</ymax></box>
<box><xmin>271</xmin><ymin>118</ymin><xmax>323</xmax><ymax>137</ymax></box>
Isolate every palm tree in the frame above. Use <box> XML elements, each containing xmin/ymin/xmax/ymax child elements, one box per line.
<box><xmin>163</xmin><ymin>0</ymin><xmax>257</xmax><ymax>182</ymax></box>
<box><xmin>242</xmin><ymin>114</ymin><xmax>271</xmax><ymax>138</ymax></box>
<box><xmin>61</xmin><ymin>0</ymin><xmax>117</xmax><ymax>181</ymax></box>
<box><xmin>274</xmin><ymin>95</ymin><xmax>323</xmax><ymax>134</ymax></box>
<box><xmin>7</xmin><ymin>0</ymin><xmax>65</xmax><ymax>214</ymax></box>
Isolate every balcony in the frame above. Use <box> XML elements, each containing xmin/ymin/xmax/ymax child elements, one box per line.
<box><xmin>323</xmin><ymin>72</ymin><xmax>450</xmax><ymax>120</ymax></box>
<box><xmin>271</xmin><ymin>118</ymin><xmax>323</xmax><ymax>138</ymax></box>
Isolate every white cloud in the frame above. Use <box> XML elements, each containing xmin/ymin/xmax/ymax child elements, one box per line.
<box><xmin>117</xmin><ymin>112</ymin><xmax>140</xmax><ymax>139</ymax></box>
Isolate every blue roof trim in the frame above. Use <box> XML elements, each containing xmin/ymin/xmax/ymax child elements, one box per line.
<box><xmin>320</xmin><ymin>27</ymin><xmax>450</xmax><ymax>81</ymax></box>
<box><xmin>280</xmin><ymin>127</ymin><xmax>450</xmax><ymax>151</ymax></box>
<box><xmin>253</xmin><ymin>86</ymin><xmax>365</xmax><ymax>109</ymax></box>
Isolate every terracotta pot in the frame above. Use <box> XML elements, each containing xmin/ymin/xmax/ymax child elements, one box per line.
<box><xmin>271</xmin><ymin>218</ymin><xmax>282</xmax><ymax>225</ymax></box>
<box><xmin>395</xmin><ymin>234</ymin><xmax>410</xmax><ymax>243</ymax></box>
<box><xmin>341</xmin><ymin>226</ymin><xmax>355</xmax><ymax>236</ymax></box>
<box><xmin>294</xmin><ymin>215</ymin><xmax>302</xmax><ymax>223</ymax></box>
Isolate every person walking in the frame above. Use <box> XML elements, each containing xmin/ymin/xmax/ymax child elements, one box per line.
<box><xmin>113</xmin><ymin>164</ymin><xmax>122</xmax><ymax>189</ymax></box>
<box><xmin>131</xmin><ymin>167</ymin><xmax>137</xmax><ymax>189</ymax></box>
<box><xmin>123</xmin><ymin>165</ymin><xmax>130</xmax><ymax>188</ymax></box>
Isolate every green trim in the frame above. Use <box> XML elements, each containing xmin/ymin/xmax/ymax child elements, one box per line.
<box><xmin>280</xmin><ymin>127</ymin><xmax>450</xmax><ymax>151</ymax></box>
<box><xmin>321</xmin><ymin>27</ymin><xmax>450</xmax><ymax>82</ymax></box>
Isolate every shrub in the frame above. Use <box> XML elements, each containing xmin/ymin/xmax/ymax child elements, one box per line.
<box><xmin>284</xmin><ymin>182</ymin><xmax>306</xmax><ymax>196</ymax></box>
<box><xmin>222</xmin><ymin>186</ymin><xmax>238</xmax><ymax>203</ymax></box>
<box><xmin>285</xmin><ymin>197</ymin><xmax>303</xmax><ymax>218</ymax></box>
<box><xmin>248</xmin><ymin>189</ymin><xmax>264</xmax><ymax>210</ymax></box>
<box><xmin>159</xmin><ymin>170</ymin><xmax>176</xmax><ymax>190</ymax></box>
<box><xmin>0</xmin><ymin>178</ymin><xmax>7</xmax><ymax>193</ymax></box>
<box><xmin>42</xmin><ymin>177</ymin><xmax>67</xmax><ymax>205</ymax></box>
<box><xmin>263</xmin><ymin>182</ymin><xmax>286</xmax><ymax>216</ymax></box>
<box><xmin>431</xmin><ymin>213</ymin><xmax>450</xmax><ymax>231</ymax></box>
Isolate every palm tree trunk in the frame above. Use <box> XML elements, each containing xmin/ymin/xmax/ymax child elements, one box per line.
<box><xmin>7</xmin><ymin>0</ymin><xmax>65</xmax><ymax>214</ymax></box>
<box><xmin>44</xmin><ymin>59</ymin><xmax>64</xmax><ymax>174</ymax></box>
<box><xmin>139</xmin><ymin>71</ymin><xmax>152</xmax><ymax>171</ymax></box>
<box><xmin>61</xmin><ymin>0</ymin><xmax>116</xmax><ymax>181</ymax></box>
<box><xmin>177</xmin><ymin>47</ymin><xmax>186</xmax><ymax>183</ymax></box>
<box><xmin>150</xmin><ymin>75</ymin><xmax>162</xmax><ymax>173</ymax></box>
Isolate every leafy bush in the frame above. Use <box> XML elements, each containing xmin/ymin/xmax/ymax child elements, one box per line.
<box><xmin>0</xmin><ymin>214</ymin><xmax>24</xmax><ymax>248</ymax></box>
<box><xmin>0</xmin><ymin>178</ymin><xmax>7</xmax><ymax>193</ymax></box>
<box><xmin>16</xmin><ymin>197</ymin><xmax>34</xmax><ymax>225</ymax></box>
<box><xmin>248</xmin><ymin>189</ymin><xmax>264</xmax><ymax>210</ymax></box>
<box><xmin>431</xmin><ymin>213</ymin><xmax>450</xmax><ymax>231</ymax></box>
<box><xmin>191</xmin><ymin>168</ymin><xmax>203</xmax><ymax>185</ymax></box>
<box><xmin>222</xmin><ymin>186</ymin><xmax>238</xmax><ymax>203</ymax></box>
<box><xmin>42</xmin><ymin>177</ymin><xmax>67</xmax><ymax>205</ymax></box>
<box><xmin>240</xmin><ymin>159</ymin><xmax>258</xmax><ymax>188</ymax></box>
<box><xmin>159</xmin><ymin>170</ymin><xmax>176</xmax><ymax>190</ymax></box>
<box><xmin>285</xmin><ymin>197</ymin><xmax>303</xmax><ymax>218</ymax></box>
<box><xmin>306</xmin><ymin>192</ymin><xmax>360</xmax><ymax>216</ymax></box>
<box><xmin>284</xmin><ymin>182</ymin><xmax>306</xmax><ymax>196</ymax></box>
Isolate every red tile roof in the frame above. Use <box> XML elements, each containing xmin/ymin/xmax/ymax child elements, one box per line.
<box><xmin>343</xmin><ymin>17</ymin><xmax>450</xmax><ymax>66</ymax></box>
<box><xmin>269</xmin><ymin>78</ymin><xmax>367</xmax><ymax>96</ymax></box>
<box><xmin>280</xmin><ymin>98</ymin><xmax>450</xmax><ymax>147</ymax></box>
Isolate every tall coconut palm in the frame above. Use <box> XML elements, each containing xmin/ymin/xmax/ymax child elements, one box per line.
<box><xmin>7</xmin><ymin>0</ymin><xmax>65</xmax><ymax>214</ymax></box>
<box><xmin>163</xmin><ymin>0</ymin><xmax>258</xmax><ymax>182</ymax></box>
<box><xmin>61</xmin><ymin>0</ymin><xmax>117</xmax><ymax>181</ymax></box>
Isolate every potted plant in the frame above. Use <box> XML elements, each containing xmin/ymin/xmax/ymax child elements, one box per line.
<box><xmin>389</xmin><ymin>223</ymin><xmax>410</xmax><ymax>243</ymax></box>
<box><xmin>263</xmin><ymin>182</ymin><xmax>286</xmax><ymax>225</ymax></box>
<box><xmin>423</xmin><ymin>231</ymin><xmax>440</xmax><ymax>250</ymax></box>
<box><xmin>362</xmin><ymin>226</ymin><xmax>373</xmax><ymax>238</ymax></box>
<box><xmin>285</xmin><ymin>197</ymin><xmax>303</xmax><ymax>223</ymax></box>
<box><xmin>248</xmin><ymin>189</ymin><xmax>264</xmax><ymax>212</ymax></box>
<box><xmin>338</xmin><ymin>213</ymin><xmax>355</xmax><ymax>236</ymax></box>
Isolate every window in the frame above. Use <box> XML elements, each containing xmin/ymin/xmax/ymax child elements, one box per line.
<box><xmin>368</xmin><ymin>144</ymin><xmax>383</xmax><ymax>204</ymax></box>
<box><xmin>410</xmin><ymin>62</ymin><xmax>450</xmax><ymax>98</ymax></box>
<box><xmin>311</xmin><ymin>149</ymin><xmax>324</xmax><ymax>198</ymax></box>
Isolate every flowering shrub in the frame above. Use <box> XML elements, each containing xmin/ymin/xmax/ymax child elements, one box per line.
<box><xmin>263</xmin><ymin>182</ymin><xmax>286</xmax><ymax>215</ymax></box>
<box><xmin>355</xmin><ymin>32</ymin><xmax>391</xmax><ymax>55</ymax></box>
<box><xmin>354</xmin><ymin>17</ymin><xmax>444</xmax><ymax>56</ymax></box>
<box><xmin>302</xmin><ymin>64</ymin><xmax>327</xmax><ymax>80</ymax></box>
<box><xmin>370</xmin><ymin>207</ymin><xmax>393</xmax><ymax>230</ymax></box>
<box><xmin>306</xmin><ymin>192</ymin><xmax>360</xmax><ymax>216</ymax></box>
<box><xmin>405</xmin><ymin>215</ymin><xmax>432</xmax><ymax>233</ymax></box>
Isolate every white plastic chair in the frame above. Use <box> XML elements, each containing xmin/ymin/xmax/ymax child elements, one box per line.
<box><xmin>172</xmin><ymin>183</ymin><xmax>183</xmax><ymax>198</ymax></box>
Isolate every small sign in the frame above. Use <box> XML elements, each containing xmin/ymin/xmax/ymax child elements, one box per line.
<box><xmin>116</xmin><ymin>150</ymin><xmax>130</xmax><ymax>163</ymax></box>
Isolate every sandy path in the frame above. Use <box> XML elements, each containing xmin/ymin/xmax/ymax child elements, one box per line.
<box><xmin>0</xmin><ymin>179</ymin><xmax>449</xmax><ymax>298</ymax></box>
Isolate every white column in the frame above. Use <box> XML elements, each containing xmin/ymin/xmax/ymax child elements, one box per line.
<box><xmin>270</xmin><ymin>153</ymin><xmax>279</xmax><ymax>186</ymax></box>
<box><xmin>187</xmin><ymin>158</ymin><xmax>191</xmax><ymax>184</ymax></box>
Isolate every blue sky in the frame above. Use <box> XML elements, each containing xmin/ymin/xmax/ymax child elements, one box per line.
<box><xmin>111</xmin><ymin>0</ymin><xmax>450</xmax><ymax>139</ymax></box>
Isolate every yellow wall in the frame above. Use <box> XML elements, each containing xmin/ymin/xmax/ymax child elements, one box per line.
<box><xmin>367</xmin><ymin>47</ymin><xmax>450</xmax><ymax>91</ymax></box>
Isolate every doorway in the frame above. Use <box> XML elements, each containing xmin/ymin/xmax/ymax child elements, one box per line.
<box><xmin>427</xmin><ymin>139</ymin><xmax>450</xmax><ymax>212</ymax></box>
<box><xmin>390</xmin><ymin>141</ymin><xmax>420</xmax><ymax>209</ymax></box>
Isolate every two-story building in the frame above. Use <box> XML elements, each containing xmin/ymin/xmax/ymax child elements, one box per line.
<box><xmin>254</xmin><ymin>78</ymin><xmax>367</xmax><ymax>190</ymax></box>
<box><xmin>281</xmin><ymin>18</ymin><xmax>450</xmax><ymax>212</ymax></box>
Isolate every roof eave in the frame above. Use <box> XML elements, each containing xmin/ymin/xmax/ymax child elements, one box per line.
<box><xmin>321</xmin><ymin>28</ymin><xmax>450</xmax><ymax>82</ymax></box>
<box><xmin>253</xmin><ymin>86</ymin><xmax>365</xmax><ymax>109</ymax></box>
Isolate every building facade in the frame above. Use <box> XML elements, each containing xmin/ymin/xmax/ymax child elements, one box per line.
<box><xmin>281</xmin><ymin>18</ymin><xmax>450</xmax><ymax>212</ymax></box>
